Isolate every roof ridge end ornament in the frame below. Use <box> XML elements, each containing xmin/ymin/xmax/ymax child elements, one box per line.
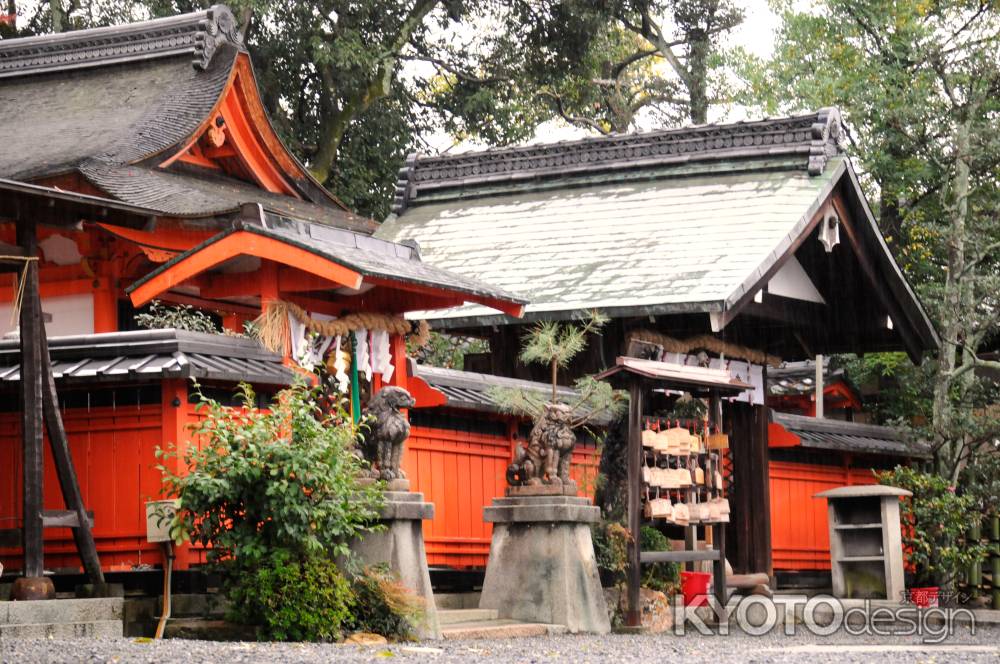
<box><xmin>193</xmin><ymin>4</ymin><xmax>245</xmax><ymax>70</ymax></box>
<box><xmin>808</xmin><ymin>107</ymin><xmax>844</xmax><ymax>176</ymax></box>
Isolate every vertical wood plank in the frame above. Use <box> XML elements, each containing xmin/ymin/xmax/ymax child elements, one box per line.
<box><xmin>18</xmin><ymin>219</ymin><xmax>43</xmax><ymax>579</ymax></box>
<box><xmin>626</xmin><ymin>378</ymin><xmax>642</xmax><ymax>627</ymax></box>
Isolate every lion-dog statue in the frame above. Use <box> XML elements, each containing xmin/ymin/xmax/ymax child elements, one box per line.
<box><xmin>364</xmin><ymin>386</ymin><xmax>416</xmax><ymax>480</ymax></box>
<box><xmin>507</xmin><ymin>403</ymin><xmax>577</xmax><ymax>487</ymax></box>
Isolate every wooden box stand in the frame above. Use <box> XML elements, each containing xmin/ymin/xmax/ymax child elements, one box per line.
<box><xmin>816</xmin><ymin>485</ymin><xmax>910</xmax><ymax>601</ymax></box>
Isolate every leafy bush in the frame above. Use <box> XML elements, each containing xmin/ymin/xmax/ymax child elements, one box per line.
<box><xmin>135</xmin><ymin>300</ymin><xmax>220</xmax><ymax>334</ymax></box>
<box><xmin>160</xmin><ymin>381</ymin><xmax>381</xmax><ymax>566</ymax></box>
<box><xmin>343</xmin><ymin>564</ymin><xmax>425</xmax><ymax>641</ymax></box>
<box><xmin>960</xmin><ymin>450</ymin><xmax>1000</xmax><ymax>516</ymax></box>
<box><xmin>640</xmin><ymin>526</ymin><xmax>680</xmax><ymax>595</ymax></box>
<box><xmin>230</xmin><ymin>551</ymin><xmax>354</xmax><ymax>642</ymax></box>
<box><xmin>592</xmin><ymin>521</ymin><xmax>630</xmax><ymax>584</ymax></box>
<box><xmin>158</xmin><ymin>381</ymin><xmax>383</xmax><ymax>640</ymax></box>
<box><xmin>877</xmin><ymin>466</ymin><xmax>987</xmax><ymax>589</ymax></box>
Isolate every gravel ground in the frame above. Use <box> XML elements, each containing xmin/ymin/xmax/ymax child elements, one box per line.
<box><xmin>3</xmin><ymin>627</ymin><xmax>999</xmax><ymax>664</ymax></box>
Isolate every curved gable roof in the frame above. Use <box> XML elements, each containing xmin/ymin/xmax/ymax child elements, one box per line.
<box><xmin>0</xmin><ymin>5</ymin><xmax>361</xmax><ymax>230</ymax></box>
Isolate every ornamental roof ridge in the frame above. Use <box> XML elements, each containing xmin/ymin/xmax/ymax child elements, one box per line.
<box><xmin>391</xmin><ymin>108</ymin><xmax>844</xmax><ymax>214</ymax></box>
<box><xmin>0</xmin><ymin>4</ymin><xmax>243</xmax><ymax>79</ymax></box>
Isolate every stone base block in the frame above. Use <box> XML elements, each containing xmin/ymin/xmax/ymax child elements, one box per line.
<box><xmin>348</xmin><ymin>491</ymin><xmax>440</xmax><ymax>639</ymax></box>
<box><xmin>505</xmin><ymin>483</ymin><xmax>577</xmax><ymax>497</ymax></box>
<box><xmin>479</xmin><ymin>496</ymin><xmax>610</xmax><ymax>634</ymax></box>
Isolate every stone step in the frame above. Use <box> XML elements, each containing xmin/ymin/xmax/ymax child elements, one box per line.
<box><xmin>437</xmin><ymin>608</ymin><xmax>498</xmax><ymax>625</ymax></box>
<box><xmin>0</xmin><ymin>619</ymin><xmax>122</xmax><ymax>639</ymax></box>
<box><xmin>0</xmin><ymin>597</ymin><xmax>123</xmax><ymax>625</ymax></box>
<box><xmin>433</xmin><ymin>592</ymin><xmax>482</xmax><ymax>610</ymax></box>
<box><xmin>441</xmin><ymin>619</ymin><xmax>567</xmax><ymax>640</ymax></box>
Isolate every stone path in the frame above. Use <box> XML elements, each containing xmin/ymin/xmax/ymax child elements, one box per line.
<box><xmin>3</xmin><ymin>627</ymin><xmax>999</xmax><ymax>663</ymax></box>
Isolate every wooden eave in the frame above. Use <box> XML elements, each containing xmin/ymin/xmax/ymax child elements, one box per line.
<box><xmin>125</xmin><ymin>225</ymin><xmax>526</xmax><ymax>318</ymax></box>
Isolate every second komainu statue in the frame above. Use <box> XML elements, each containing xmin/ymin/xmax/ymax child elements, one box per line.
<box><xmin>506</xmin><ymin>402</ymin><xmax>577</xmax><ymax>489</ymax></box>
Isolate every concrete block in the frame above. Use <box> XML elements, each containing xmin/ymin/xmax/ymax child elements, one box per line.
<box><xmin>0</xmin><ymin>597</ymin><xmax>123</xmax><ymax>625</ymax></box>
<box><xmin>0</xmin><ymin>619</ymin><xmax>123</xmax><ymax>639</ymax></box>
<box><xmin>348</xmin><ymin>491</ymin><xmax>440</xmax><ymax>639</ymax></box>
<box><xmin>479</xmin><ymin>496</ymin><xmax>610</xmax><ymax>634</ymax></box>
<box><xmin>437</xmin><ymin>608</ymin><xmax>498</xmax><ymax>625</ymax></box>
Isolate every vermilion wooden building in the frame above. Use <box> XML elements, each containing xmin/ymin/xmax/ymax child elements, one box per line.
<box><xmin>0</xmin><ymin>7</ymin><xmax>524</xmax><ymax>579</ymax></box>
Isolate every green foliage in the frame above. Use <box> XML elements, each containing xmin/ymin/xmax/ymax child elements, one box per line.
<box><xmin>877</xmin><ymin>465</ymin><xmax>987</xmax><ymax>589</ymax></box>
<box><xmin>228</xmin><ymin>550</ymin><xmax>354</xmax><ymax>642</ymax></box>
<box><xmin>742</xmin><ymin>0</ymin><xmax>1000</xmax><ymax>480</ymax></box>
<box><xmin>135</xmin><ymin>300</ymin><xmax>219</xmax><ymax>334</ymax></box>
<box><xmin>960</xmin><ymin>449</ymin><xmax>1000</xmax><ymax>517</ymax></box>
<box><xmin>592</xmin><ymin>520</ymin><xmax>630</xmax><ymax>584</ymax></box>
<box><xmin>640</xmin><ymin>526</ymin><xmax>680</xmax><ymax>595</ymax></box>
<box><xmin>518</xmin><ymin>311</ymin><xmax>608</xmax><ymax>372</ymax></box>
<box><xmin>158</xmin><ymin>381</ymin><xmax>382</xmax><ymax>567</ymax></box>
<box><xmin>343</xmin><ymin>564</ymin><xmax>426</xmax><ymax>641</ymax></box>
<box><xmin>409</xmin><ymin>331</ymin><xmax>488</xmax><ymax>370</ymax></box>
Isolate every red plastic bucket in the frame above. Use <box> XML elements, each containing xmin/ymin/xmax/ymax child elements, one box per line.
<box><xmin>681</xmin><ymin>571</ymin><xmax>712</xmax><ymax>607</ymax></box>
<box><xmin>909</xmin><ymin>587</ymin><xmax>939</xmax><ymax>608</ymax></box>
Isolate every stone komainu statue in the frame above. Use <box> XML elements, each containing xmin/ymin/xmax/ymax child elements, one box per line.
<box><xmin>365</xmin><ymin>386</ymin><xmax>416</xmax><ymax>481</ymax></box>
<box><xmin>507</xmin><ymin>403</ymin><xmax>577</xmax><ymax>487</ymax></box>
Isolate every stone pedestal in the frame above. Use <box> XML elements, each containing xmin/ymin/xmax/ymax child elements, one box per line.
<box><xmin>479</xmin><ymin>495</ymin><xmax>610</xmax><ymax>634</ymax></box>
<box><xmin>349</xmin><ymin>491</ymin><xmax>440</xmax><ymax>639</ymax></box>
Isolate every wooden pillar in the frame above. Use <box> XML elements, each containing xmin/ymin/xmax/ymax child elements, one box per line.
<box><xmin>92</xmin><ymin>279</ymin><xmax>118</xmax><ymax>333</ymax></box>
<box><xmin>161</xmin><ymin>379</ymin><xmax>188</xmax><ymax>569</ymax></box>
<box><xmin>389</xmin><ymin>333</ymin><xmax>408</xmax><ymax>391</ymax></box>
<box><xmin>18</xmin><ymin>219</ymin><xmax>43</xmax><ymax>579</ymax></box>
<box><xmin>625</xmin><ymin>377</ymin><xmax>643</xmax><ymax>627</ymax></box>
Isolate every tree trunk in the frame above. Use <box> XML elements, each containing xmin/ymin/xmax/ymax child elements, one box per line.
<box><xmin>49</xmin><ymin>0</ymin><xmax>62</xmax><ymax>32</ymax></box>
<box><xmin>932</xmin><ymin>119</ymin><xmax>972</xmax><ymax>482</ymax></box>
<box><xmin>687</xmin><ymin>28</ymin><xmax>709</xmax><ymax>124</ymax></box>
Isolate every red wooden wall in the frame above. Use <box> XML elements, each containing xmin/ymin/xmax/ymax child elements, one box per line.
<box><xmin>404</xmin><ymin>423</ymin><xmax>600</xmax><ymax>568</ymax></box>
<box><xmin>0</xmin><ymin>381</ymin><xmax>207</xmax><ymax>574</ymax></box>
<box><xmin>768</xmin><ymin>460</ymin><xmax>877</xmax><ymax>570</ymax></box>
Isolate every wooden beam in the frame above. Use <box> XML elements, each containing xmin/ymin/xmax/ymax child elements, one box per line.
<box><xmin>38</xmin><ymin>320</ymin><xmax>105</xmax><ymax>583</ymax></box>
<box><xmin>129</xmin><ymin>231</ymin><xmax>364</xmax><ymax>306</ymax></box>
<box><xmin>720</xmin><ymin>199</ymin><xmax>832</xmax><ymax>330</ymax></box>
<box><xmin>625</xmin><ymin>377</ymin><xmax>643</xmax><ymax>627</ymax></box>
<box><xmin>365</xmin><ymin>275</ymin><xmax>525</xmax><ymax>319</ymax></box>
<box><xmin>40</xmin><ymin>509</ymin><xmax>95</xmax><ymax>529</ymax></box>
<box><xmin>17</xmin><ymin>218</ymin><xmax>44</xmax><ymax>579</ymax></box>
<box><xmin>833</xmin><ymin>197</ymin><xmax>924</xmax><ymax>363</ymax></box>
<box><xmin>156</xmin><ymin>292</ymin><xmax>260</xmax><ymax>317</ymax></box>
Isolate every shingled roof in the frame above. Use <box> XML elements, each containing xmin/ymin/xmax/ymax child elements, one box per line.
<box><xmin>377</xmin><ymin>109</ymin><xmax>939</xmax><ymax>360</ymax></box>
<box><xmin>0</xmin><ymin>5</ymin><xmax>365</xmax><ymax>231</ymax></box>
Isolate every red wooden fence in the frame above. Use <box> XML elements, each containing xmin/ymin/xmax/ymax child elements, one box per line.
<box><xmin>769</xmin><ymin>460</ymin><xmax>877</xmax><ymax>570</ymax></box>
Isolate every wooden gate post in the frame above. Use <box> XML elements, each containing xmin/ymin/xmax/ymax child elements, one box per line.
<box><xmin>17</xmin><ymin>218</ymin><xmax>44</xmax><ymax>581</ymax></box>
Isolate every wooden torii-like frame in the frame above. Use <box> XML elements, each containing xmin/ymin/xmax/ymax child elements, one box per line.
<box><xmin>2</xmin><ymin>219</ymin><xmax>104</xmax><ymax>599</ymax></box>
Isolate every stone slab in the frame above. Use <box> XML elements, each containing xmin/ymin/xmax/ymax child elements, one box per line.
<box><xmin>440</xmin><ymin>620</ymin><xmax>567</xmax><ymax>640</ymax></box>
<box><xmin>506</xmin><ymin>483</ymin><xmax>577</xmax><ymax>497</ymax></box>
<box><xmin>484</xmin><ymin>495</ymin><xmax>600</xmax><ymax>524</ymax></box>
<box><xmin>349</xmin><ymin>491</ymin><xmax>440</xmax><ymax>640</ymax></box>
<box><xmin>479</xmin><ymin>496</ymin><xmax>610</xmax><ymax>634</ymax></box>
<box><xmin>0</xmin><ymin>619</ymin><xmax>122</xmax><ymax>639</ymax></box>
<box><xmin>0</xmin><ymin>597</ymin><xmax>123</xmax><ymax>625</ymax></box>
<box><xmin>437</xmin><ymin>608</ymin><xmax>498</xmax><ymax>625</ymax></box>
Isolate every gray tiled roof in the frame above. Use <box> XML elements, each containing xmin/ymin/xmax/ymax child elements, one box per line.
<box><xmin>0</xmin><ymin>6</ymin><xmax>360</xmax><ymax>231</ymax></box>
<box><xmin>0</xmin><ymin>329</ymin><xmax>294</xmax><ymax>386</ymax></box>
<box><xmin>82</xmin><ymin>163</ymin><xmax>374</xmax><ymax>232</ymax></box>
<box><xmin>770</xmin><ymin>410</ymin><xmax>930</xmax><ymax>459</ymax></box>
<box><xmin>413</xmin><ymin>362</ymin><xmax>612</xmax><ymax>424</ymax></box>
<box><xmin>379</xmin><ymin>155</ymin><xmax>841</xmax><ymax>322</ymax></box>
<box><xmin>127</xmin><ymin>219</ymin><xmax>526</xmax><ymax>308</ymax></box>
<box><xmin>391</xmin><ymin>108</ymin><xmax>843</xmax><ymax>213</ymax></box>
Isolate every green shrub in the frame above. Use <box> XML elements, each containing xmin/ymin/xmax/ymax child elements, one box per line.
<box><xmin>592</xmin><ymin>521</ymin><xmax>629</xmax><ymax>583</ymax></box>
<box><xmin>640</xmin><ymin>526</ymin><xmax>680</xmax><ymax>595</ymax></box>
<box><xmin>344</xmin><ymin>564</ymin><xmax>425</xmax><ymax>641</ymax></box>
<box><xmin>159</xmin><ymin>381</ymin><xmax>382</xmax><ymax>566</ymax></box>
<box><xmin>229</xmin><ymin>551</ymin><xmax>354</xmax><ymax>642</ymax></box>
<box><xmin>877</xmin><ymin>465</ymin><xmax>987</xmax><ymax>589</ymax></box>
<box><xmin>158</xmin><ymin>380</ymin><xmax>383</xmax><ymax>639</ymax></box>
